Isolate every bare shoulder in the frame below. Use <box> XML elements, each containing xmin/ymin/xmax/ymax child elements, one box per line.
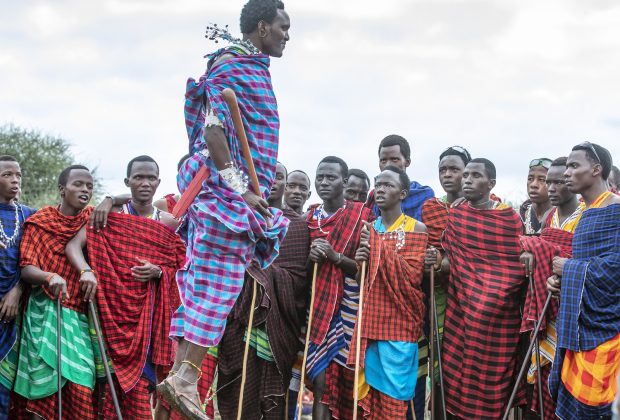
<box><xmin>414</xmin><ymin>220</ymin><xmax>427</xmax><ymax>233</ymax></box>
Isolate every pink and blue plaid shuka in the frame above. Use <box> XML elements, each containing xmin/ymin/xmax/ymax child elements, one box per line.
<box><xmin>170</xmin><ymin>46</ymin><xmax>289</xmax><ymax>348</ymax></box>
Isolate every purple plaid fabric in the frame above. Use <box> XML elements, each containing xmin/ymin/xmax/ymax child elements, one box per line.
<box><xmin>171</xmin><ymin>46</ymin><xmax>288</xmax><ymax>347</ymax></box>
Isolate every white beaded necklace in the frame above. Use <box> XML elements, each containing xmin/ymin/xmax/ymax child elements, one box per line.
<box><xmin>0</xmin><ymin>204</ymin><xmax>20</xmax><ymax>248</ymax></box>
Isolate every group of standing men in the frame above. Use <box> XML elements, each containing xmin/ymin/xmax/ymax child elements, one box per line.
<box><xmin>1</xmin><ymin>0</ymin><xmax>619</xmax><ymax>419</ymax></box>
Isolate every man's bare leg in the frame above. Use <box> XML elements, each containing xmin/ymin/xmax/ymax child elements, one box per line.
<box><xmin>156</xmin><ymin>338</ymin><xmax>209</xmax><ymax>418</ymax></box>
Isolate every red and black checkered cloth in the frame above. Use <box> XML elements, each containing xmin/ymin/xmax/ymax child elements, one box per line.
<box><xmin>86</xmin><ymin>212</ymin><xmax>185</xmax><ymax>393</ymax></box>
<box><xmin>20</xmin><ymin>206</ymin><xmax>93</xmax><ymax>313</ymax></box>
<box><xmin>305</xmin><ymin>201</ymin><xmax>374</xmax><ymax>346</ymax></box>
<box><xmin>421</xmin><ymin>197</ymin><xmax>450</xmax><ymax>249</ymax></box>
<box><xmin>442</xmin><ymin>203</ymin><xmax>527</xmax><ymax>418</ymax></box>
<box><xmin>519</xmin><ymin>227</ymin><xmax>573</xmax><ymax>334</ymax></box>
<box><xmin>11</xmin><ymin>382</ymin><xmax>96</xmax><ymax>420</ymax></box>
<box><xmin>349</xmin><ymin>230</ymin><xmax>427</xmax><ymax>365</ymax></box>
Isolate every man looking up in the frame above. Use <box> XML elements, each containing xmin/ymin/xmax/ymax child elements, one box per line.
<box><xmin>305</xmin><ymin>156</ymin><xmax>373</xmax><ymax>419</ymax></box>
<box><xmin>548</xmin><ymin>142</ymin><xmax>620</xmax><ymax>420</ymax></box>
<box><xmin>365</xmin><ymin>135</ymin><xmax>433</xmax><ymax>419</ymax></box>
<box><xmin>157</xmin><ymin>1</ymin><xmax>291</xmax><ymax>418</ymax></box>
<box><xmin>284</xmin><ymin>170</ymin><xmax>311</xmax><ymax>215</ymax></box>
<box><xmin>268</xmin><ymin>161</ymin><xmax>287</xmax><ymax>208</ymax></box>
<box><xmin>13</xmin><ymin>165</ymin><xmax>97</xmax><ymax>420</ymax></box>
<box><xmin>440</xmin><ymin>158</ymin><xmax>526</xmax><ymax>418</ymax></box>
<box><xmin>520</xmin><ymin>158</ymin><xmax>553</xmax><ymax>234</ymax></box>
<box><xmin>344</xmin><ymin>168</ymin><xmax>370</xmax><ymax>203</ymax></box>
<box><xmin>352</xmin><ymin>166</ymin><xmax>428</xmax><ymax>419</ymax></box>
<box><xmin>66</xmin><ymin>155</ymin><xmax>184</xmax><ymax>418</ymax></box>
<box><xmin>0</xmin><ymin>156</ymin><xmax>36</xmax><ymax>417</ymax></box>
<box><xmin>519</xmin><ymin>156</ymin><xmax>585</xmax><ymax>418</ymax></box>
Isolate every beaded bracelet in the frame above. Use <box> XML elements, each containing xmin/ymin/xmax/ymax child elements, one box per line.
<box><xmin>220</xmin><ymin>166</ymin><xmax>249</xmax><ymax>195</ymax></box>
<box><xmin>80</xmin><ymin>268</ymin><xmax>96</xmax><ymax>276</ymax></box>
<box><xmin>45</xmin><ymin>272</ymin><xmax>56</xmax><ymax>284</ymax></box>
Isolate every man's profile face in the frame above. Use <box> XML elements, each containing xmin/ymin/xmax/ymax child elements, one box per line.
<box><xmin>462</xmin><ymin>162</ymin><xmax>494</xmax><ymax>202</ymax></box>
<box><xmin>546</xmin><ymin>166</ymin><xmax>573</xmax><ymax>207</ymax></box>
<box><xmin>378</xmin><ymin>145</ymin><xmax>410</xmax><ymax>172</ymax></box>
<box><xmin>564</xmin><ymin>150</ymin><xmax>599</xmax><ymax>194</ymax></box>
<box><xmin>284</xmin><ymin>172</ymin><xmax>311</xmax><ymax>212</ymax></box>
<box><xmin>0</xmin><ymin>161</ymin><xmax>21</xmax><ymax>204</ymax></box>
<box><xmin>269</xmin><ymin>163</ymin><xmax>287</xmax><ymax>203</ymax></box>
<box><xmin>262</xmin><ymin>9</ymin><xmax>290</xmax><ymax>58</ymax></box>
<box><xmin>527</xmin><ymin>166</ymin><xmax>550</xmax><ymax>204</ymax></box>
<box><xmin>344</xmin><ymin>175</ymin><xmax>369</xmax><ymax>203</ymax></box>
<box><xmin>60</xmin><ymin>169</ymin><xmax>93</xmax><ymax>211</ymax></box>
<box><xmin>315</xmin><ymin>162</ymin><xmax>346</xmax><ymax>202</ymax></box>
<box><xmin>438</xmin><ymin>155</ymin><xmax>465</xmax><ymax>195</ymax></box>
<box><xmin>124</xmin><ymin>161</ymin><xmax>160</xmax><ymax>204</ymax></box>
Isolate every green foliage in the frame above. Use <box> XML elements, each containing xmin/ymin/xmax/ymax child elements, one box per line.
<box><xmin>0</xmin><ymin>124</ymin><xmax>102</xmax><ymax>208</ymax></box>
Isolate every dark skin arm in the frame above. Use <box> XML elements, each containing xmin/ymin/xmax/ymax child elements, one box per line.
<box><xmin>90</xmin><ymin>194</ymin><xmax>131</xmax><ymax>230</ymax></box>
<box><xmin>0</xmin><ymin>281</ymin><xmax>23</xmax><ymax>323</ymax></box>
<box><xmin>21</xmin><ymin>265</ymin><xmax>69</xmax><ymax>300</ymax></box>
<box><xmin>65</xmin><ymin>226</ymin><xmax>97</xmax><ymax>301</ymax></box>
<box><xmin>205</xmin><ymin>125</ymin><xmax>271</xmax><ymax>219</ymax></box>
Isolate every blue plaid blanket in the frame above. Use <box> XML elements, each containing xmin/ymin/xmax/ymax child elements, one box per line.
<box><xmin>557</xmin><ymin>203</ymin><xmax>620</xmax><ymax>352</ymax></box>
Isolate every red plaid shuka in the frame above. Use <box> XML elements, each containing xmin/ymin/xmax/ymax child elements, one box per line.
<box><xmin>442</xmin><ymin>203</ymin><xmax>526</xmax><ymax>419</ymax></box>
<box><xmin>86</xmin><ymin>212</ymin><xmax>185</xmax><ymax>392</ymax></box>
<box><xmin>348</xmin><ymin>230</ymin><xmax>427</xmax><ymax>363</ymax></box>
<box><xmin>421</xmin><ymin>197</ymin><xmax>449</xmax><ymax>249</ymax></box>
<box><xmin>306</xmin><ymin>201</ymin><xmax>373</xmax><ymax>345</ymax></box>
<box><xmin>348</xmin><ymin>229</ymin><xmax>427</xmax><ymax>420</ymax></box>
<box><xmin>519</xmin><ymin>227</ymin><xmax>573</xmax><ymax>334</ymax></box>
<box><xmin>11</xmin><ymin>382</ymin><xmax>96</xmax><ymax>420</ymax></box>
<box><xmin>20</xmin><ymin>206</ymin><xmax>93</xmax><ymax>313</ymax></box>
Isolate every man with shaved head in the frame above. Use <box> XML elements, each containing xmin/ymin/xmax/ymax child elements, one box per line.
<box><xmin>440</xmin><ymin>158</ymin><xmax>527</xmax><ymax>418</ymax></box>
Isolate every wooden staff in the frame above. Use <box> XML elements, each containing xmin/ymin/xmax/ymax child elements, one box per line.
<box><xmin>221</xmin><ymin>88</ymin><xmax>267</xmax><ymax>420</ymax></box>
<box><xmin>236</xmin><ymin>278</ymin><xmax>258</xmax><ymax>420</ymax></box>
<box><xmin>429</xmin><ymin>265</ymin><xmax>436</xmax><ymax>419</ymax></box>
<box><xmin>502</xmin><ymin>293</ymin><xmax>553</xmax><ymax>420</ymax></box>
<box><xmin>528</xmin><ymin>273</ymin><xmax>545</xmax><ymax>420</ymax></box>
<box><xmin>432</xmin><ymin>292</ymin><xmax>448</xmax><ymax>420</ymax></box>
<box><xmin>89</xmin><ymin>301</ymin><xmax>123</xmax><ymax>419</ymax></box>
<box><xmin>57</xmin><ymin>298</ymin><xmax>63</xmax><ymax>419</ymax></box>
<box><xmin>352</xmin><ymin>261</ymin><xmax>367</xmax><ymax>420</ymax></box>
<box><xmin>221</xmin><ymin>88</ymin><xmax>261</xmax><ymax>197</ymax></box>
<box><xmin>297</xmin><ymin>263</ymin><xmax>318</xmax><ymax>420</ymax></box>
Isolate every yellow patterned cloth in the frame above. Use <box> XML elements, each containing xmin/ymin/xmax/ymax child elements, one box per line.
<box><xmin>561</xmin><ymin>332</ymin><xmax>620</xmax><ymax>405</ymax></box>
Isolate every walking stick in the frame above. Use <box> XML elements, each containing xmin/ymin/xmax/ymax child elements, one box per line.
<box><xmin>237</xmin><ymin>278</ymin><xmax>258</xmax><ymax>420</ymax></box>
<box><xmin>502</xmin><ymin>293</ymin><xmax>553</xmax><ymax>420</ymax></box>
<box><xmin>57</xmin><ymin>298</ymin><xmax>62</xmax><ymax>419</ymax></box>
<box><xmin>433</xmin><ymin>294</ymin><xmax>447</xmax><ymax>420</ymax></box>
<box><xmin>297</xmin><ymin>263</ymin><xmax>318</xmax><ymax>420</ymax></box>
<box><xmin>528</xmin><ymin>273</ymin><xmax>545</xmax><ymax>420</ymax></box>
<box><xmin>352</xmin><ymin>261</ymin><xmax>367</xmax><ymax>420</ymax></box>
<box><xmin>221</xmin><ymin>88</ymin><xmax>270</xmax><ymax>420</ymax></box>
<box><xmin>429</xmin><ymin>266</ymin><xmax>436</xmax><ymax>420</ymax></box>
<box><xmin>89</xmin><ymin>301</ymin><xmax>123</xmax><ymax>420</ymax></box>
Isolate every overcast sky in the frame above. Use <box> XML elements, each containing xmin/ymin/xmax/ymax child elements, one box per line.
<box><xmin>2</xmin><ymin>0</ymin><xmax>619</xmax><ymax>206</ymax></box>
